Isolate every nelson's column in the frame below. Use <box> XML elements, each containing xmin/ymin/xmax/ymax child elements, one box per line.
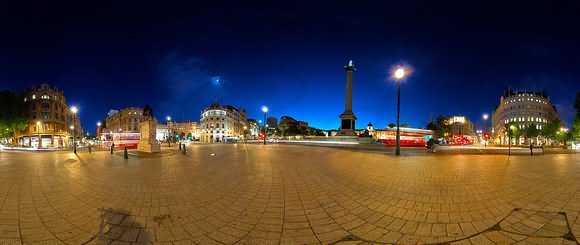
<box><xmin>337</xmin><ymin>60</ymin><xmax>357</xmax><ymax>136</ymax></box>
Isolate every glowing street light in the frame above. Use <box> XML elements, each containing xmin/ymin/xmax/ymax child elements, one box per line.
<box><xmin>97</xmin><ymin>121</ymin><xmax>101</xmax><ymax>127</ymax></box>
<box><xmin>482</xmin><ymin>113</ymin><xmax>489</xmax><ymax>148</ymax></box>
<box><xmin>36</xmin><ymin>121</ymin><xmax>41</xmax><ymax>148</ymax></box>
<box><xmin>70</xmin><ymin>106</ymin><xmax>78</xmax><ymax>154</ymax></box>
<box><xmin>261</xmin><ymin>106</ymin><xmax>269</xmax><ymax>145</ymax></box>
<box><xmin>394</xmin><ymin>67</ymin><xmax>406</xmax><ymax>80</ymax></box>
<box><xmin>166</xmin><ymin>116</ymin><xmax>172</xmax><ymax>146</ymax></box>
<box><xmin>508</xmin><ymin>124</ymin><xmax>516</xmax><ymax>155</ymax></box>
<box><xmin>392</xmin><ymin>65</ymin><xmax>408</xmax><ymax>156</ymax></box>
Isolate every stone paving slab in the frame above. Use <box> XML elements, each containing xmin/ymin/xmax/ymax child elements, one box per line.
<box><xmin>0</xmin><ymin>144</ymin><xmax>579</xmax><ymax>244</ymax></box>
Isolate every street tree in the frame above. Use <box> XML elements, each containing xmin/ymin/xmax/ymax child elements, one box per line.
<box><xmin>0</xmin><ymin>91</ymin><xmax>27</xmax><ymax>144</ymax></box>
<box><xmin>505</xmin><ymin>122</ymin><xmax>521</xmax><ymax>144</ymax></box>
<box><xmin>542</xmin><ymin>119</ymin><xmax>562</xmax><ymax>143</ymax></box>
<box><xmin>435</xmin><ymin>115</ymin><xmax>449</xmax><ymax>139</ymax></box>
<box><xmin>573</xmin><ymin>92</ymin><xmax>580</xmax><ymax>141</ymax></box>
<box><xmin>525</xmin><ymin>123</ymin><xmax>539</xmax><ymax>144</ymax></box>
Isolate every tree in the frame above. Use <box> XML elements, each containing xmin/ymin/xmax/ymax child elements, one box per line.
<box><xmin>388</xmin><ymin>123</ymin><xmax>395</xmax><ymax>128</ymax></box>
<box><xmin>505</xmin><ymin>122</ymin><xmax>521</xmax><ymax>145</ymax></box>
<box><xmin>573</xmin><ymin>92</ymin><xmax>580</xmax><ymax>141</ymax></box>
<box><xmin>426</xmin><ymin>121</ymin><xmax>439</xmax><ymax>131</ymax></box>
<box><xmin>573</xmin><ymin>118</ymin><xmax>580</xmax><ymax>142</ymax></box>
<box><xmin>524</xmin><ymin>123</ymin><xmax>539</xmax><ymax>144</ymax></box>
<box><xmin>435</xmin><ymin>115</ymin><xmax>449</xmax><ymax>139</ymax></box>
<box><xmin>542</xmin><ymin>119</ymin><xmax>562</xmax><ymax>142</ymax></box>
<box><xmin>0</xmin><ymin>91</ymin><xmax>27</xmax><ymax>144</ymax></box>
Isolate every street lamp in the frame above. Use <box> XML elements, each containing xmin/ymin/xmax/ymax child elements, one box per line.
<box><xmin>166</xmin><ymin>116</ymin><xmax>172</xmax><ymax>147</ymax></box>
<box><xmin>36</xmin><ymin>121</ymin><xmax>41</xmax><ymax>148</ymax></box>
<box><xmin>392</xmin><ymin>66</ymin><xmax>407</xmax><ymax>156</ymax></box>
<box><xmin>482</xmin><ymin>113</ymin><xmax>489</xmax><ymax>148</ymax></box>
<box><xmin>70</xmin><ymin>106</ymin><xmax>78</xmax><ymax>154</ymax></box>
<box><xmin>261</xmin><ymin>106</ymin><xmax>268</xmax><ymax>145</ymax></box>
<box><xmin>508</xmin><ymin>125</ymin><xmax>515</xmax><ymax>155</ymax></box>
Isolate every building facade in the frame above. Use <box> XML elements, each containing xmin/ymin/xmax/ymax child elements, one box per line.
<box><xmin>247</xmin><ymin>119</ymin><xmax>259</xmax><ymax>138</ymax></box>
<box><xmin>443</xmin><ymin>116</ymin><xmax>475</xmax><ymax>144</ymax></box>
<box><xmin>267</xmin><ymin>116</ymin><xmax>278</xmax><ymax>129</ymax></box>
<box><xmin>200</xmin><ymin>104</ymin><xmax>247</xmax><ymax>143</ymax></box>
<box><xmin>155</xmin><ymin>123</ymin><xmax>169</xmax><ymax>142</ymax></box>
<box><xmin>492</xmin><ymin>90</ymin><xmax>559</xmax><ymax>144</ymax></box>
<box><xmin>103</xmin><ymin>107</ymin><xmax>148</xmax><ymax>134</ymax></box>
<box><xmin>168</xmin><ymin>121</ymin><xmax>200</xmax><ymax>141</ymax></box>
<box><xmin>16</xmin><ymin>83</ymin><xmax>82</xmax><ymax>147</ymax></box>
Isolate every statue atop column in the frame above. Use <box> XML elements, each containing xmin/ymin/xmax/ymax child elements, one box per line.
<box><xmin>337</xmin><ymin>60</ymin><xmax>358</xmax><ymax>136</ymax></box>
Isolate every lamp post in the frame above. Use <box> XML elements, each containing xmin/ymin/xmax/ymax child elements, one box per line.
<box><xmin>70</xmin><ymin>106</ymin><xmax>78</xmax><ymax>154</ymax></box>
<box><xmin>482</xmin><ymin>113</ymin><xmax>489</xmax><ymax>148</ymax></box>
<box><xmin>36</xmin><ymin>121</ymin><xmax>41</xmax><ymax>148</ymax></box>
<box><xmin>243</xmin><ymin>126</ymin><xmax>248</xmax><ymax>142</ymax></box>
<box><xmin>262</xmin><ymin>106</ymin><xmax>268</xmax><ymax>145</ymax></box>
<box><xmin>166</xmin><ymin>116</ymin><xmax>171</xmax><ymax>147</ymax></box>
<box><xmin>508</xmin><ymin>125</ymin><xmax>515</xmax><ymax>155</ymax></box>
<box><xmin>393</xmin><ymin>66</ymin><xmax>407</xmax><ymax>156</ymax></box>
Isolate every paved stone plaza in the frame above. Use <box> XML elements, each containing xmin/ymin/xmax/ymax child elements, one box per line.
<box><xmin>0</xmin><ymin>144</ymin><xmax>579</xmax><ymax>245</ymax></box>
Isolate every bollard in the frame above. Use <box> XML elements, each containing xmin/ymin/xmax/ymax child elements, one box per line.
<box><xmin>88</xmin><ymin>144</ymin><xmax>92</xmax><ymax>154</ymax></box>
<box><xmin>182</xmin><ymin>144</ymin><xmax>186</xmax><ymax>154</ymax></box>
<box><xmin>124</xmin><ymin>146</ymin><xmax>128</xmax><ymax>159</ymax></box>
<box><xmin>110</xmin><ymin>144</ymin><xmax>115</xmax><ymax>154</ymax></box>
<box><xmin>179</xmin><ymin>143</ymin><xmax>182</xmax><ymax>150</ymax></box>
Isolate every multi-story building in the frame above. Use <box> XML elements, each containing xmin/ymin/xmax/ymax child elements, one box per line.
<box><xmin>168</xmin><ymin>121</ymin><xmax>200</xmax><ymax>141</ymax></box>
<box><xmin>155</xmin><ymin>123</ymin><xmax>169</xmax><ymax>142</ymax></box>
<box><xmin>16</xmin><ymin>83</ymin><xmax>82</xmax><ymax>147</ymax></box>
<box><xmin>278</xmin><ymin>116</ymin><xmax>298</xmax><ymax>131</ymax></box>
<box><xmin>267</xmin><ymin>116</ymin><xmax>278</xmax><ymax>129</ymax></box>
<box><xmin>200</xmin><ymin>104</ymin><xmax>247</xmax><ymax>143</ymax></box>
<box><xmin>103</xmin><ymin>107</ymin><xmax>148</xmax><ymax>133</ymax></box>
<box><xmin>445</xmin><ymin>116</ymin><xmax>474</xmax><ymax>144</ymax></box>
<box><xmin>247</xmin><ymin>119</ymin><xmax>259</xmax><ymax>138</ymax></box>
<box><xmin>492</xmin><ymin>89</ymin><xmax>559</xmax><ymax>144</ymax></box>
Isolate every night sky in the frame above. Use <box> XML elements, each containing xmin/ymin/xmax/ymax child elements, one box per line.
<box><xmin>1</xmin><ymin>2</ymin><xmax>579</xmax><ymax>134</ymax></box>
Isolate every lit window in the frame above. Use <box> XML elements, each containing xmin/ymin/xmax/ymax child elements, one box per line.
<box><xmin>24</xmin><ymin>97</ymin><xmax>27</xmax><ymax>102</ymax></box>
<box><xmin>32</xmin><ymin>94</ymin><xmax>36</xmax><ymax>100</ymax></box>
<box><xmin>41</xmin><ymin>95</ymin><xmax>50</xmax><ymax>99</ymax></box>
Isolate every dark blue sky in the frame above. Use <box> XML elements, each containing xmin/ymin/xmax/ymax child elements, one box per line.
<box><xmin>1</xmin><ymin>2</ymin><xmax>579</xmax><ymax>133</ymax></box>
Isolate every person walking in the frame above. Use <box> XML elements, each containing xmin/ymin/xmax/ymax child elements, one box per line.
<box><xmin>529</xmin><ymin>142</ymin><xmax>533</xmax><ymax>156</ymax></box>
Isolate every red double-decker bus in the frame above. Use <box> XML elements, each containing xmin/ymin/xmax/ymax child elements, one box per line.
<box><xmin>99</xmin><ymin>132</ymin><xmax>141</xmax><ymax>149</ymax></box>
<box><xmin>380</xmin><ymin>127</ymin><xmax>433</xmax><ymax>147</ymax></box>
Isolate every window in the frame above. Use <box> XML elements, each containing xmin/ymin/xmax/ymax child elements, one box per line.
<box><xmin>24</xmin><ymin>97</ymin><xmax>27</xmax><ymax>102</ymax></box>
<box><xmin>41</xmin><ymin>112</ymin><xmax>49</xmax><ymax>119</ymax></box>
<box><xmin>41</xmin><ymin>94</ymin><xmax>50</xmax><ymax>99</ymax></box>
<box><xmin>41</xmin><ymin>103</ymin><xmax>49</xmax><ymax>110</ymax></box>
<box><xmin>32</xmin><ymin>94</ymin><xmax>36</xmax><ymax>100</ymax></box>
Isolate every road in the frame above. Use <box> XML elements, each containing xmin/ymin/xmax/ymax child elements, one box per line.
<box><xmin>0</xmin><ymin>144</ymin><xmax>579</xmax><ymax>244</ymax></box>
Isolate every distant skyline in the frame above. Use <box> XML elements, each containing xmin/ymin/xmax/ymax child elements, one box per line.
<box><xmin>1</xmin><ymin>2</ymin><xmax>579</xmax><ymax>133</ymax></box>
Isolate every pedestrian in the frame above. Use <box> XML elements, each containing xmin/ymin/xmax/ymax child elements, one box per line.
<box><xmin>110</xmin><ymin>143</ymin><xmax>115</xmax><ymax>154</ymax></box>
<box><xmin>88</xmin><ymin>143</ymin><xmax>92</xmax><ymax>154</ymax></box>
<box><xmin>529</xmin><ymin>142</ymin><xmax>533</xmax><ymax>156</ymax></box>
